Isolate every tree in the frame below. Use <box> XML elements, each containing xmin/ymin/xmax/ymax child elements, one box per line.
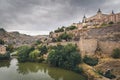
<box><xmin>0</xmin><ymin>39</ymin><xmax>5</xmax><ymax>45</ymax></box>
<box><xmin>29</xmin><ymin>49</ymin><xmax>40</xmax><ymax>61</ymax></box>
<box><xmin>66</xmin><ymin>26</ymin><xmax>77</xmax><ymax>31</ymax></box>
<box><xmin>17</xmin><ymin>46</ymin><xmax>33</xmax><ymax>62</ymax></box>
<box><xmin>48</xmin><ymin>44</ymin><xmax>82</xmax><ymax>73</ymax></box>
<box><xmin>58</xmin><ymin>32</ymin><xmax>72</xmax><ymax>41</ymax></box>
<box><xmin>37</xmin><ymin>45</ymin><xmax>48</xmax><ymax>56</ymax></box>
<box><xmin>54</xmin><ymin>27</ymin><xmax>64</xmax><ymax>33</ymax></box>
<box><xmin>6</xmin><ymin>44</ymin><xmax>14</xmax><ymax>52</ymax></box>
<box><xmin>0</xmin><ymin>52</ymin><xmax>10</xmax><ymax>60</ymax></box>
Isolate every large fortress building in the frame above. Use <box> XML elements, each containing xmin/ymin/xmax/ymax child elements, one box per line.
<box><xmin>71</xmin><ymin>9</ymin><xmax>120</xmax><ymax>29</ymax></box>
<box><xmin>82</xmin><ymin>9</ymin><xmax>120</xmax><ymax>26</ymax></box>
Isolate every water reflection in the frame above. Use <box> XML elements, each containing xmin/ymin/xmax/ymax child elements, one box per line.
<box><xmin>0</xmin><ymin>58</ymin><xmax>86</xmax><ymax>80</ymax></box>
<box><xmin>0</xmin><ymin>60</ymin><xmax>10</xmax><ymax>68</ymax></box>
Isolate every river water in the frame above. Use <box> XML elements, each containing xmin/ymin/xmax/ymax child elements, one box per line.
<box><xmin>0</xmin><ymin>58</ymin><xmax>86</xmax><ymax>80</ymax></box>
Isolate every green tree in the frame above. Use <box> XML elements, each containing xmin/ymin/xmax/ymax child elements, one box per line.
<box><xmin>0</xmin><ymin>39</ymin><xmax>5</xmax><ymax>45</ymax></box>
<box><xmin>37</xmin><ymin>45</ymin><xmax>48</xmax><ymax>55</ymax></box>
<box><xmin>58</xmin><ymin>32</ymin><xmax>72</xmax><ymax>41</ymax></box>
<box><xmin>6</xmin><ymin>44</ymin><xmax>14</xmax><ymax>52</ymax></box>
<box><xmin>17</xmin><ymin>46</ymin><xmax>33</xmax><ymax>62</ymax></box>
<box><xmin>48</xmin><ymin>44</ymin><xmax>82</xmax><ymax>73</ymax></box>
<box><xmin>29</xmin><ymin>49</ymin><xmax>40</xmax><ymax>61</ymax></box>
<box><xmin>66</xmin><ymin>26</ymin><xmax>77</xmax><ymax>31</ymax></box>
<box><xmin>0</xmin><ymin>52</ymin><xmax>10</xmax><ymax>60</ymax></box>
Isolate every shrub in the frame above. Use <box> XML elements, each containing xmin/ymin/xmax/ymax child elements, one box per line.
<box><xmin>0</xmin><ymin>52</ymin><xmax>10</xmax><ymax>60</ymax></box>
<box><xmin>29</xmin><ymin>49</ymin><xmax>40</xmax><ymax>61</ymax></box>
<box><xmin>17</xmin><ymin>46</ymin><xmax>33</xmax><ymax>62</ymax></box>
<box><xmin>54</xmin><ymin>27</ymin><xmax>65</xmax><ymax>33</ymax></box>
<box><xmin>104</xmin><ymin>70</ymin><xmax>116</xmax><ymax>79</ymax></box>
<box><xmin>111</xmin><ymin>48</ymin><xmax>120</xmax><ymax>59</ymax></box>
<box><xmin>66</xmin><ymin>26</ymin><xmax>77</xmax><ymax>31</ymax></box>
<box><xmin>0</xmin><ymin>39</ymin><xmax>5</xmax><ymax>45</ymax></box>
<box><xmin>83</xmin><ymin>55</ymin><xmax>99</xmax><ymax>66</ymax></box>
<box><xmin>48</xmin><ymin>44</ymin><xmax>82</xmax><ymax>73</ymax></box>
<box><xmin>109</xmin><ymin>21</ymin><xmax>114</xmax><ymax>24</ymax></box>
<box><xmin>58</xmin><ymin>32</ymin><xmax>72</xmax><ymax>41</ymax></box>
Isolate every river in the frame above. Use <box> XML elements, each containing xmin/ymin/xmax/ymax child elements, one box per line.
<box><xmin>0</xmin><ymin>58</ymin><xmax>86</xmax><ymax>80</ymax></box>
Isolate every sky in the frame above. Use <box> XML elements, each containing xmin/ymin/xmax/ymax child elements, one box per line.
<box><xmin>0</xmin><ymin>0</ymin><xmax>120</xmax><ymax>35</ymax></box>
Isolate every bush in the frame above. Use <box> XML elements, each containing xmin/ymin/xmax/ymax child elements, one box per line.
<box><xmin>29</xmin><ymin>49</ymin><xmax>40</xmax><ymax>61</ymax></box>
<box><xmin>0</xmin><ymin>39</ymin><xmax>5</xmax><ymax>45</ymax></box>
<box><xmin>0</xmin><ymin>52</ymin><xmax>10</xmax><ymax>60</ymax></box>
<box><xmin>83</xmin><ymin>55</ymin><xmax>98</xmax><ymax>66</ymax></box>
<box><xmin>109</xmin><ymin>21</ymin><xmax>114</xmax><ymax>24</ymax></box>
<box><xmin>54</xmin><ymin>27</ymin><xmax>65</xmax><ymax>33</ymax></box>
<box><xmin>48</xmin><ymin>44</ymin><xmax>82</xmax><ymax>73</ymax></box>
<box><xmin>104</xmin><ymin>70</ymin><xmax>116</xmax><ymax>79</ymax></box>
<box><xmin>66</xmin><ymin>26</ymin><xmax>77</xmax><ymax>31</ymax></box>
<box><xmin>111</xmin><ymin>48</ymin><xmax>120</xmax><ymax>59</ymax></box>
<box><xmin>17</xmin><ymin>46</ymin><xmax>34</xmax><ymax>62</ymax></box>
<box><xmin>58</xmin><ymin>32</ymin><xmax>72</xmax><ymax>41</ymax></box>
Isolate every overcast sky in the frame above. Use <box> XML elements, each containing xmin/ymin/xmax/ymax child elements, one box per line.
<box><xmin>0</xmin><ymin>0</ymin><xmax>120</xmax><ymax>35</ymax></box>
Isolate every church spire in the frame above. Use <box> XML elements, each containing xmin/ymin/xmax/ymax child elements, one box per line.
<box><xmin>97</xmin><ymin>8</ymin><xmax>102</xmax><ymax>14</ymax></box>
<box><xmin>112</xmin><ymin>10</ymin><xmax>114</xmax><ymax>14</ymax></box>
<box><xmin>82</xmin><ymin>14</ymin><xmax>86</xmax><ymax>23</ymax></box>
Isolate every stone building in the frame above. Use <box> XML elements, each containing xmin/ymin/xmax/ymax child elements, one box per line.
<box><xmin>83</xmin><ymin>9</ymin><xmax>120</xmax><ymax>26</ymax></box>
<box><xmin>0</xmin><ymin>45</ymin><xmax>6</xmax><ymax>54</ymax></box>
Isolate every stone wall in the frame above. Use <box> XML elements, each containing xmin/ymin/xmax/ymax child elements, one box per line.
<box><xmin>79</xmin><ymin>39</ymin><xmax>98</xmax><ymax>57</ymax></box>
<box><xmin>78</xmin><ymin>38</ymin><xmax>120</xmax><ymax>57</ymax></box>
<box><xmin>99</xmin><ymin>41</ymin><xmax>120</xmax><ymax>55</ymax></box>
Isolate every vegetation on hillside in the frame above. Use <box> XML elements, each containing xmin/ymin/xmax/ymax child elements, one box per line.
<box><xmin>83</xmin><ymin>55</ymin><xmax>99</xmax><ymax>66</ymax></box>
<box><xmin>54</xmin><ymin>26</ymin><xmax>77</xmax><ymax>33</ymax></box>
<box><xmin>111</xmin><ymin>48</ymin><xmax>120</xmax><ymax>59</ymax></box>
<box><xmin>52</xmin><ymin>32</ymin><xmax>73</xmax><ymax>42</ymax></box>
<box><xmin>0</xmin><ymin>39</ymin><xmax>5</xmax><ymax>45</ymax></box>
<box><xmin>98</xmin><ymin>70</ymin><xmax>116</xmax><ymax>79</ymax></box>
<box><xmin>57</xmin><ymin>32</ymin><xmax>73</xmax><ymax>41</ymax></box>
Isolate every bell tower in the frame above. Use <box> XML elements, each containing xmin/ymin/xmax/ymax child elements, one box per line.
<box><xmin>97</xmin><ymin>8</ymin><xmax>102</xmax><ymax>14</ymax></box>
<box><xmin>82</xmin><ymin>15</ymin><xmax>86</xmax><ymax>23</ymax></box>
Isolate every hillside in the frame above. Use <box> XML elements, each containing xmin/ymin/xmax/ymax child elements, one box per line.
<box><xmin>0</xmin><ymin>28</ymin><xmax>43</xmax><ymax>47</ymax></box>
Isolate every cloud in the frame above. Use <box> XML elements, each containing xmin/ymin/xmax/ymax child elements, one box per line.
<box><xmin>0</xmin><ymin>0</ymin><xmax>120</xmax><ymax>35</ymax></box>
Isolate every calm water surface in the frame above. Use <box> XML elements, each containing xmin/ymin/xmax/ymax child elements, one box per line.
<box><xmin>0</xmin><ymin>58</ymin><xmax>86</xmax><ymax>80</ymax></box>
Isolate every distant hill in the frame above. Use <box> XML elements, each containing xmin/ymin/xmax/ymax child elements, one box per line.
<box><xmin>0</xmin><ymin>28</ymin><xmax>47</xmax><ymax>47</ymax></box>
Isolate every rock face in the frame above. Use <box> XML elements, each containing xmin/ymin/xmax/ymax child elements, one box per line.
<box><xmin>78</xmin><ymin>24</ymin><xmax>120</xmax><ymax>57</ymax></box>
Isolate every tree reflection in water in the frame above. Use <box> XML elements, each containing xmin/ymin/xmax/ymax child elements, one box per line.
<box><xmin>0</xmin><ymin>60</ymin><xmax>10</xmax><ymax>68</ymax></box>
<box><xmin>17</xmin><ymin>62</ymin><xmax>86</xmax><ymax>80</ymax></box>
